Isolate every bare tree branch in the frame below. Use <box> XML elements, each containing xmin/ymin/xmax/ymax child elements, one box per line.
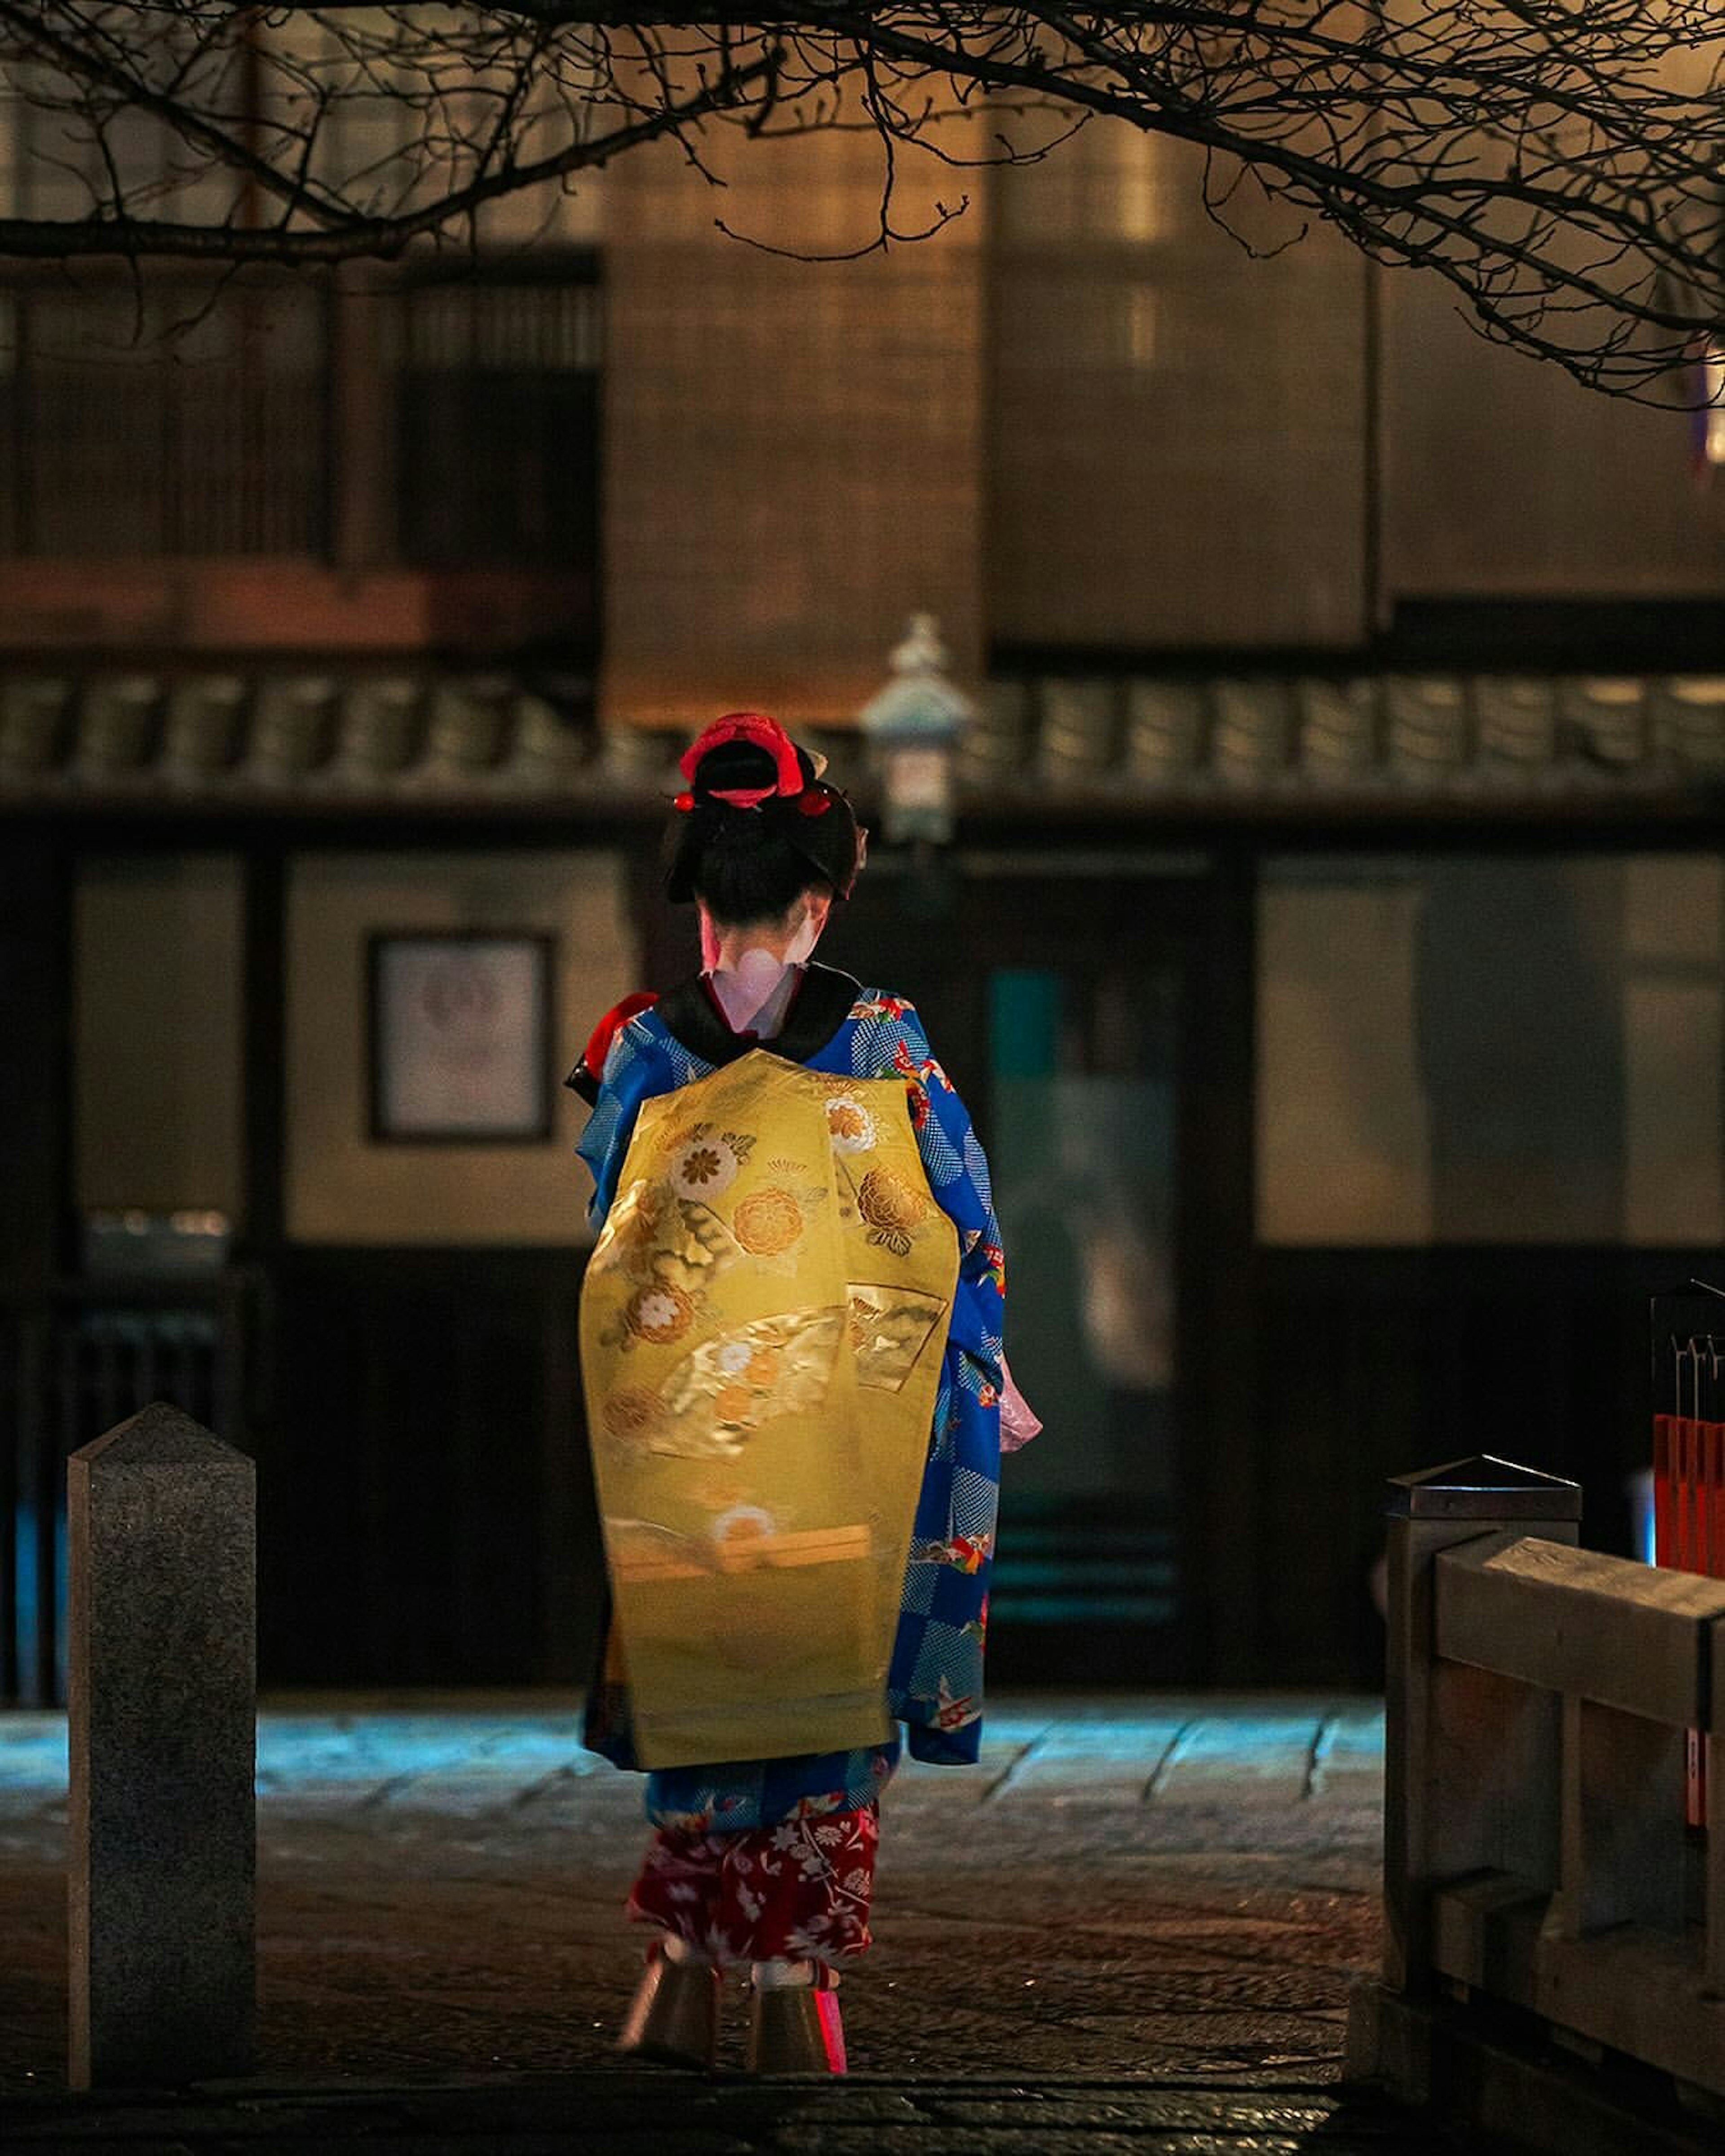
<box><xmin>0</xmin><ymin>2</ymin><xmax>1719</xmax><ymax>396</ymax></box>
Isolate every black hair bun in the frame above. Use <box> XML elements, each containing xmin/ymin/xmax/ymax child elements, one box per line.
<box><xmin>690</xmin><ymin>736</ymin><xmax>792</xmax><ymax>804</ymax></box>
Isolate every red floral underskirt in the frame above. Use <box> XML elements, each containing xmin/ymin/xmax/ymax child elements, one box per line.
<box><xmin>626</xmin><ymin>1802</ymin><xmax>880</xmax><ymax>1966</ymax></box>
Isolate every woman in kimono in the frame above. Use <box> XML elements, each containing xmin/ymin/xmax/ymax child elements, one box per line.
<box><xmin>574</xmin><ymin>712</ymin><xmax>1026</xmax><ymax>2075</ymax></box>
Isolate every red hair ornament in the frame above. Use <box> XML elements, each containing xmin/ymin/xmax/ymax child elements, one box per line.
<box><xmin>679</xmin><ymin>712</ymin><xmax>805</xmax><ymax>808</ymax></box>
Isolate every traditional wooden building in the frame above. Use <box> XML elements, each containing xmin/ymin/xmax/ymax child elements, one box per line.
<box><xmin>4</xmin><ymin>120</ymin><xmax>1724</xmax><ymax>1704</ymax></box>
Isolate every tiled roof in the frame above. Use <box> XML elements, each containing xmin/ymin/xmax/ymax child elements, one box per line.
<box><xmin>0</xmin><ymin>670</ymin><xmax>620</xmax><ymax>807</ymax></box>
<box><xmin>3</xmin><ymin>666</ymin><xmax>1724</xmax><ymax>816</ymax></box>
<box><xmin>964</xmin><ymin>672</ymin><xmax>1725</xmax><ymax>805</ymax></box>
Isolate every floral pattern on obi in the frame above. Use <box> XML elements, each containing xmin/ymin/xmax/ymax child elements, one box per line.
<box><xmin>592</xmin><ymin>1168</ymin><xmax>745</xmax><ymax>1356</ymax></box>
<box><xmin>655</xmin><ymin>1306</ymin><xmax>845</xmax><ymax>1460</ymax></box>
<box><xmin>854</xmin><ymin>1166</ymin><xmax>933</xmax><ymax>1256</ymax></box>
<box><xmin>732</xmin><ymin>1186</ymin><xmax>807</xmax><ymax>1255</ymax></box>
<box><xmin>824</xmin><ymin>1094</ymin><xmax>878</xmax><ymax>1153</ymax></box>
<box><xmin>668</xmin><ymin>1133</ymin><xmax>742</xmax><ymax>1200</ymax></box>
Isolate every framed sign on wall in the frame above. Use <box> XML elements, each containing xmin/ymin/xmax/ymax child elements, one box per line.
<box><xmin>368</xmin><ymin>931</ymin><xmax>557</xmax><ymax>1144</ymax></box>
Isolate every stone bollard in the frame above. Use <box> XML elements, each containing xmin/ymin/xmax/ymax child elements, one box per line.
<box><xmin>1347</xmin><ymin>1452</ymin><xmax>1579</xmax><ymax>2099</ymax></box>
<box><xmin>67</xmin><ymin>1401</ymin><xmax>256</xmax><ymax>2089</ymax></box>
<box><xmin>1380</xmin><ymin>1453</ymin><xmax>1580</xmax><ymax>1996</ymax></box>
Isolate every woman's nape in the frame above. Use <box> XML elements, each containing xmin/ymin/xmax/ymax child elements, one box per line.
<box><xmin>703</xmin><ymin>890</ymin><xmax>832</xmax><ymax>974</ymax></box>
<box><xmin>700</xmin><ymin>890</ymin><xmax>831</xmax><ymax>1035</ymax></box>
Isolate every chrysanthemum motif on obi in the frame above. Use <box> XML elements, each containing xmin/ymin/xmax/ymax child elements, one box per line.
<box><xmin>669</xmin><ymin>1135</ymin><xmax>740</xmax><ymax>1201</ymax></box>
<box><xmin>598</xmin><ymin>1178</ymin><xmax>675</xmax><ymax>1277</ymax></box>
<box><xmin>602</xmin><ymin>1385</ymin><xmax>669</xmax><ymax>1456</ymax></box>
<box><xmin>625</xmin><ymin>1282</ymin><xmax>696</xmax><ymax>1345</ymax></box>
<box><xmin>731</xmin><ymin>1186</ymin><xmax>805</xmax><ymax>1256</ymax></box>
<box><xmin>825</xmin><ymin>1095</ymin><xmax>877</xmax><ymax>1154</ymax></box>
<box><xmin>856</xmin><ymin>1165</ymin><xmax>930</xmax><ymax>1256</ymax></box>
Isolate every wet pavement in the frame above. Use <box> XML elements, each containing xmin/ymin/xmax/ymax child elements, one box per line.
<box><xmin>0</xmin><ymin>1694</ymin><xmax>1471</xmax><ymax>2150</ymax></box>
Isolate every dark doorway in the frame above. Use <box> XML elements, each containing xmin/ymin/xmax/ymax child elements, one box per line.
<box><xmin>822</xmin><ymin>854</ymin><xmax>1249</xmax><ymax>1686</ymax></box>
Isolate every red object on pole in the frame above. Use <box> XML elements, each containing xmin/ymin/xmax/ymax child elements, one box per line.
<box><xmin>1650</xmin><ymin>1291</ymin><xmax>1725</xmax><ymax>1834</ymax></box>
<box><xmin>1654</xmin><ymin>1410</ymin><xmax>1716</xmax><ymax>1828</ymax></box>
<box><xmin>1712</xmin><ymin>1423</ymin><xmax>1725</xmax><ymax>1577</ymax></box>
<box><xmin>1647</xmin><ymin>1293</ymin><xmax>1725</xmax><ymax>1837</ymax></box>
<box><xmin>1681</xmin><ymin>1417</ymin><xmax>1697</xmax><ymax>1571</ymax></box>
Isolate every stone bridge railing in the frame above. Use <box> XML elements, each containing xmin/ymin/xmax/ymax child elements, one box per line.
<box><xmin>1349</xmin><ymin>1453</ymin><xmax>1725</xmax><ymax>2142</ymax></box>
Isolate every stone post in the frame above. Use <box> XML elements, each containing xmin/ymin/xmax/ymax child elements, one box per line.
<box><xmin>1347</xmin><ymin>1454</ymin><xmax>1580</xmax><ymax>2100</ymax></box>
<box><xmin>68</xmin><ymin>1401</ymin><xmax>256</xmax><ymax>2089</ymax></box>
<box><xmin>1380</xmin><ymin>1454</ymin><xmax>1581</xmax><ymax>1999</ymax></box>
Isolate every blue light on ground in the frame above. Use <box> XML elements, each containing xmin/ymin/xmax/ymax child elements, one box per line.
<box><xmin>0</xmin><ymin>1702</ymin><xmax>1386</xmax><ymax>1797</ymax></box>
<box><xmin>0</xmin><ymin>1711</ymin><xmax>597</xmax><ymax>1794</ymax></box>
<box><xmin>0</xmin><ymin>1711</ymin><xmax>68</xmax><ymax>1789</ymax></box>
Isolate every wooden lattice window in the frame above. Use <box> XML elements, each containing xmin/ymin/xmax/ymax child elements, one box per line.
<box><xmin>396</xmin><ymin>268</ymin><xmax>602</xmax><ymax>570</ymax></box>
<box><xmin>0</xmin><ymin>277</ymin><xmax>331</xmax><ymax>559</ymax></box>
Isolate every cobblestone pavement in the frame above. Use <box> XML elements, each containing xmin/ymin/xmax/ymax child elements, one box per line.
<box><xmin>0</xmin><ymin>1695</ymin><xmax>1470</xmax><ymax>2151</ymax></box>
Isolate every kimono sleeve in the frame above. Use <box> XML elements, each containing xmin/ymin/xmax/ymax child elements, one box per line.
<box><xmin>892</xmin><ymin>1008</ymin><xmax>1006</xmax><ymax>1385</ymax></box>
<box><xmin>574</xmin><ymin>1018</ymin><xmax>675</xmax><ymax>1227</ymax></box>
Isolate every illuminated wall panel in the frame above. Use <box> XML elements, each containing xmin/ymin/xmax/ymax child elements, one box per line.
<box><xmin>1259</xmin><ymin>855</ymin><xmax>1725</xmax><ymax>1248</ymax></box>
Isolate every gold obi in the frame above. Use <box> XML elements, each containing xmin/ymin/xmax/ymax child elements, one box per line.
<box><xmin>580</xmin><ymin>1049</ymin><xmax>959</xmax><ymax>1769</ymax></box>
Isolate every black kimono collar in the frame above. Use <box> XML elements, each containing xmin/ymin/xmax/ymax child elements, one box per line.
<box><xmin>655</xmin><ymin>962</ymin><xmax>862</xmax><ymax>1069</ymax></box>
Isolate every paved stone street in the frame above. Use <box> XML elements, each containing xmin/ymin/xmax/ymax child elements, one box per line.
<box><xmin>0</xmin><ymin>1695</ymin><xmax>1470</xmax><ymax>2151</ymax></box>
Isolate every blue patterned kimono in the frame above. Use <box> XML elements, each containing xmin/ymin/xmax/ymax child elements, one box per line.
<box><xmin>576</xmin><ymin>977</ymin><xmax>1005</xmax><ymax>1832</ymax></box>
